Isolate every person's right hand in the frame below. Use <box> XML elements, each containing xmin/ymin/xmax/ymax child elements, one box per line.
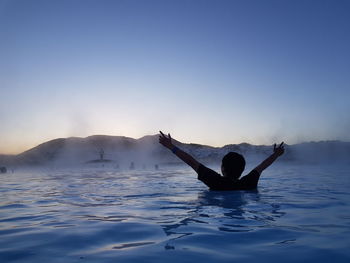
<box><xmin>273</xmin><ymin>142</ymin><xmax>285</xmax><ymax>156</ymax></box>
<box><xmin>159</xmin><ymin>131</ymin><xmax>174</xmax><ymax>149</ymax></box>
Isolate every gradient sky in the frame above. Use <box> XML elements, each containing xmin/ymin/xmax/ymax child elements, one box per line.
<box><xmin>1</xmin><ymin>0</ymin><xmax>349</xmax><ymax>154</ymax></box>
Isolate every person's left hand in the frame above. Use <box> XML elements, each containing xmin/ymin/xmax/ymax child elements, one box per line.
<box><xmin>159</xmin><ymin>131</ymin><xmax>174</xmax><ymax>149</ymax></box>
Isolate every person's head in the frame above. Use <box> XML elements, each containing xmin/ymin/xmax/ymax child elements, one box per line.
<box><xmin>221</xmin><ymin>152</ymin><xmax>245</xmax><ymax>180</ymax></box>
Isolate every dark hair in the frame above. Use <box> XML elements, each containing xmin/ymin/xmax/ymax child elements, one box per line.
<box><xmin>222</xmin><ymin>152</ymin><xmax>245</xmax><ymax>179</ymax></box>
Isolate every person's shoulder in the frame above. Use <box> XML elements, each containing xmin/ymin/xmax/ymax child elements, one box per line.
<box><xmin>240</xmin><ymin>169</ymin><xmax>260</xmax><ymax>181</ymax></box>
<box><xmin>197</xmin><ymin>163</ymin><xmax>220</xmax><ymax>175</ymax></box>
<box><xmin>197</xmin><ymin>163</ymin><xmax>221</xmax><ymax>183</ymax></box>
<box><xmin>244</xmin><ymin>169</ymin><xmax>260</xmax><ymax>177</ymax></box>
<box><xmin>238</xmin><ymin>169</ymin><xmax>260</xmax><ymax>188</ymax></box>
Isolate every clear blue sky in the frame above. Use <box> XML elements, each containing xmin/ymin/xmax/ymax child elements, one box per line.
<box><xmin>1</xmin><ymin>0</ymin><xmax>349</xmax><ymax>154</ymax></box>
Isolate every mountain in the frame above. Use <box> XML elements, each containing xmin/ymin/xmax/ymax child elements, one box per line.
<box><xmin>0</xmin><ymin>135</ymin><xmax>349</xmax><ymax>167</ymax></box>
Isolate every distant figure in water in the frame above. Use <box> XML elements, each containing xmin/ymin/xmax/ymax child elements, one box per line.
<box><xmin>159</xmin><ymin>131</ymin><xmax>285</xmax><ymax>191</ymax></box>
<box><xmin>99</xmin><ymin>148</ymin><xmax>104</xmax><ymax>161</ymax></box>
<box><xmin>129</xmin><ymin>162</ymin><xmax>135</xmax><ymax>170</ymax></box>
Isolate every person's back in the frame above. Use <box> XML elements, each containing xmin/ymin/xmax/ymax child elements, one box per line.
<box><xmin>197</xmin><ymin>163</ymin><xmax>259</xmax><ymax>191</ymax></box>
<box><xmin>159</xmin><ymin>131</ymin><xmax>285</xmax><ymax>190</ymax></box>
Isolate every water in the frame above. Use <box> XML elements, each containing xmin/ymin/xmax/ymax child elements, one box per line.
<box><xmin>1</xmin><ymin>163</ymin><xmax>350</xmax><ymax>262</ymax></box>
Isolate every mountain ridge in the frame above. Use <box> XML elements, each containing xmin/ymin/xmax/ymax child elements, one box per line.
<box><xmin>1</xmin><ymin>135</ymin><xmax>349</xmax><ymax>167</ymax></box>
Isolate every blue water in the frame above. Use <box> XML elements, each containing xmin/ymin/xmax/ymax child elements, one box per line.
<box><xmin>1</xmin><ymin>163</ymin><xmax>350</xmax><ymax>263</ymax></box>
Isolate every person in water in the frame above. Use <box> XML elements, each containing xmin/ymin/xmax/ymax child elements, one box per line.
<box><xmin>159</xmin><ymin>131</ymin><xmax>285</xmax><ymax>191</ymax></box>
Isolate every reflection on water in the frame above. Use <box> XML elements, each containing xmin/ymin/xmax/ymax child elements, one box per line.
<box><xmin>0</xmin><ymin>165</ymin><xmax>350</xmax><ymax>263</ymax></box>
<box><xmin>160</xmin><ymin>190</ymin><xmax>286</xmax><ymax>250</ymax></box>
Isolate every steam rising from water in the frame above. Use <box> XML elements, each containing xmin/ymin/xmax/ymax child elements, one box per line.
<box><xmin>1</xmin><ymin>135</ymin><xmax>349</xmax><ymax>173</ymax></box>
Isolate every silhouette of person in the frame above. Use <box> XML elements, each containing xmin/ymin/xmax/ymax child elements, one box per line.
<box><xmin>159</xmin><ymin>131</ymin><xmax>285</xmax><ymax>191</ymax></box>
<box><xmin>99</xmin><ymin>148</ymin><xmax>104</xmax><ymax>161</ymax></box>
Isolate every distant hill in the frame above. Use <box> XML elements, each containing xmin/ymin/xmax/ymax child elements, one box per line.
<box><xmin>0</xmin><ymin>135</ymin><xmax>349</xmax><ymax>167</ymax></box>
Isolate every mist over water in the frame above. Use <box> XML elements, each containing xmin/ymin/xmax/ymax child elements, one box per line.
<box><xmin>1</xmin><ymin>135</ymin><xmax>349</xmax><ymax>173</ymax></box>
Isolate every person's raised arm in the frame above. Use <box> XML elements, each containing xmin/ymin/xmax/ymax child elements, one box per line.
<box><xmin>254</xmin><ymin>142</ymin><xmax>285</xmax><ymax>174</ymax></box>
<box><xmin>159</xmin><ymin>131</ymin><xmax>200</xmax><ymax>172</ymax></box>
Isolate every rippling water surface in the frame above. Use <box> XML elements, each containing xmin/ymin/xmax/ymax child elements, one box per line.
<box><xmin>1</xmin><ymin>164</ymin><xmax>350</xmax><ymax>262</ymax></box>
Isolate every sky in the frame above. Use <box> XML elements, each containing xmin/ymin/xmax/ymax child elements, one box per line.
<box><xmin>0</xmin><ymin>0</ymin><xmax>349</xmax><ymax>154</ymax></box>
